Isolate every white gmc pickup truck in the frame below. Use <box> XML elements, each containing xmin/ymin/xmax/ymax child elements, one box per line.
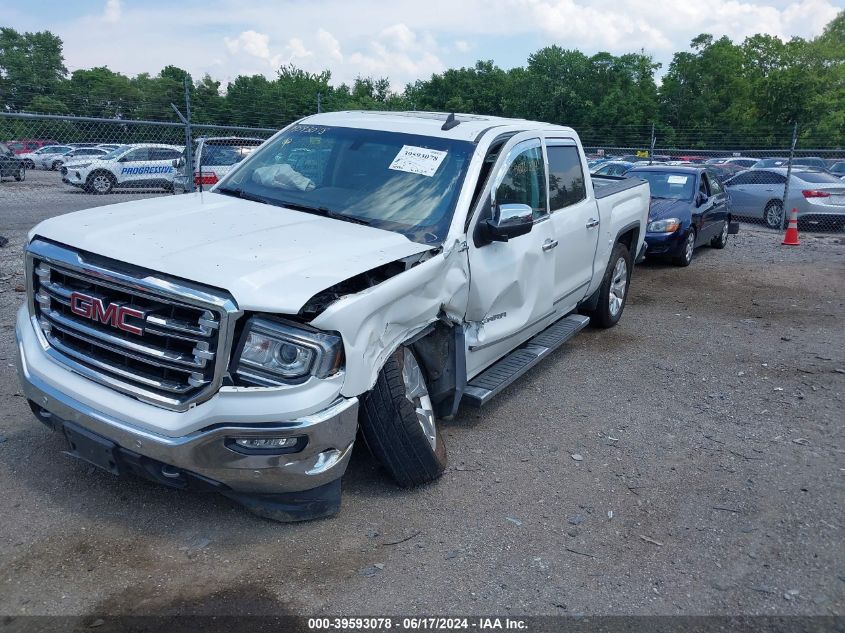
<box><xmin>16</xmin><ymin>111</ymin><xmax>649</xmax><ymax>521</ymax></box>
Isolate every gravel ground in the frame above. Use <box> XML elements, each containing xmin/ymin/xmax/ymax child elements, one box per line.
<box><xmin>0</xmin><ymin>195</ymin><xmax>843</xmax><ymax>619</ymax></box>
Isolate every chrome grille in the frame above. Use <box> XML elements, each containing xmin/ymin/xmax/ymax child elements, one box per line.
<box><xmin>27</xmin><ymin>239</ymin><xmax>240</xmax><ymax>411</ymax></box>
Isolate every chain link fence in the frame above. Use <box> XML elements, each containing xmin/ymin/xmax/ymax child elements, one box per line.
<box><xmin>2</xmin><ymin>109</ymin><xmax>843</xmax><ymax>236</ymax></box>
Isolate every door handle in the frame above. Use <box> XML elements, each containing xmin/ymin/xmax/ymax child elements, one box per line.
<box><xmin>586</xmin><ymin>218</ymin><xmax>600</xmax><ymax>229</ymax></box>
<box><xmin>542</xmin><ymin>239</ymin><xmax>559</xmax><ymax>252</ymax></box>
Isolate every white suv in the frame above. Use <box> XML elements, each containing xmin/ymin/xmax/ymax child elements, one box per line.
<box><xmin>61</xmin><ymin>143</ymin><xmax>183</xmax><ymax>194</ymax></box>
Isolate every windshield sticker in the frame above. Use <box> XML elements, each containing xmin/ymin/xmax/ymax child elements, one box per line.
<box><xmin>389</xmin><ymin>145</ymin><xmax>448</xmax><ymax>177</ymax></box>
<box><xmin>667</xmin><ymin>175</ymin><xmax>689</xmax><ymax>184</ymax></box>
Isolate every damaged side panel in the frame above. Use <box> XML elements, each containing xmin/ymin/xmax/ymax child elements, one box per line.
<box><xmin>310</xmin><ymin>243</ymin><xmax>470</xmax><ymax>398</ymax></box>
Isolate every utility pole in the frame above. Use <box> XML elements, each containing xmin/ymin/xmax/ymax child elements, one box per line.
<box><xmin>781</xmin><ymin>122</ymin><xmax>798</xmax><ymax>230</ymax></box>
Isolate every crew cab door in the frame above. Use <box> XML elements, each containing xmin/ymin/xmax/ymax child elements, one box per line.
<box><xmin>465</xmin><ymin>134</ymin><xmax>556</xmax><ymax>377</ymax></box>
<box><xmin>545</xmin><ymin>138</ymin><xmax>599</xmax><ymax>311</ymax></box>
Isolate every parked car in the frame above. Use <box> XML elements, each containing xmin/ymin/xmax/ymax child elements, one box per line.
<box><xmin>706</xmin><ymin>156</ymin><xmax>757</xmax><ymax>169</ymax></box>
<box><xmin>173</xmin><ymin>136</ymin><xmax>264</xmax><ymax>194</ymax></box>
<box><xmin>752</xmin><ymin>158</ymin><xmax>788</xmax><ymax>168</ymax></box>
<box><xmin>0</xmin><ymin>142</ymin><xmax>26</xmax><ymax>182</ymax></box>
<box><xmin>17</xmin><ymin>144</ymin><xmax>73</xmax><ymax>170</ymax></box>
<box><xmin>592</xmin><ymin>160</ymin><xmax>634</xmax><ymax>176</ymax></box>
<box><xmin>828</xmin><ymin>162</ymin><xmax>845</xmax><ymax>178</ymax></box>
<box><xmin>628</xmin><ymin>165</ymin><xmax>735</xmax><ymax>266</ymax></box>
<box><xmin>724</xmin><ymin>167</ymin><xmax>845</xmax><ymax>229</ymax></box>
<box><xmin>61</xmin><ymin>143</ymin><xmax>182</xmax><ymax>194</ymax></box>
<box><xmin>675</xmin><ymin>155</ymin><xmax>709</xmax><ymax>164</ymax></box>
<box><xmin>41</xmin><ymin>146</ymin><xmax>110</xmax><ymax>171</ymax></box>
<box><xmin>792</xmin><ymin>157</ymin><xmax>828</xmax><ymax>170</ymax></box>
<box><xmin>5</xmin><ymin>139</ymin><xmax>58</xmax><ymax>155</ymax></box>
<box><xmin>17</xmin><ymin>112</ymin><xmax>650</xmax><ymax>521</ymax></box>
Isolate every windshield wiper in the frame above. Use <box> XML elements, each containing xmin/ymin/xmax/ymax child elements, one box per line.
<box><xmin>278</xmin><ymin>200</ymin><xmax>372</xmax><ymax>226</ymax></box>
<box><xmin>215</xmin><ymin>186</ymin><xmax>276</xmax><ymax>206</ymax></box>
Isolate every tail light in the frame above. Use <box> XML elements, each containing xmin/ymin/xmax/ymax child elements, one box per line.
<box><xmin>194</xmin><ymin>171</ymin><xmax>218</xmax><ymax>186</ymax></box>
<box><xmin>802</xmin><ymin>190</ymin><xmax>830</xmax><ymax>198</ymax></box>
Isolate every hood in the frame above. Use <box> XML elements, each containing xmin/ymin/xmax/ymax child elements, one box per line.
<box><xmin>647</xmin><ymin>197</ymin><xmax>693</xmax><ymax>222</ymax></box>
<box><xmin>31</xmin><ymin>191</ymin><xmax>432</xmax><ymax>313</ymax></box>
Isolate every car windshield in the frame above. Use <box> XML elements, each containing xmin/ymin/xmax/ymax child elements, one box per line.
<box><xmin>100</xmin><ymin>146</ymin><xmax>127</xmax><ymax>160</ymax></box>
<box><xmin>630</xmin><ymin>171</ymin><xmax>696</xmax><ymax>200</ymax></box>
<box><xmin>202</xmin><ymin>141</ymin><xmax>261</xmax><ymax>166</ymax></box>
<box><xmin>216</xmin><ymin>124</ymin><xmax>474</xmax><ymax>245</ymax></box>
<box><xmin>795</xmin><ymin>171</ymin><xmax>844</xmax><ymax>184</ymax></box>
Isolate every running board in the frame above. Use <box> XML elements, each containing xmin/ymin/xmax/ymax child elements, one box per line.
<box><xmin>462</xmin><ymin>314</ymin><xmax>590</xmax><ymax>407</ymax></box>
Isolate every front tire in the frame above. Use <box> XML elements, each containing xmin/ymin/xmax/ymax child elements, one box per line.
<box><xmin>674</xmin><ymin>229</ymin><xmax>696</xmax><ymax>267</ymax></box>
<box><xmin>359</xmin><ymin>347</ymin><xmax>447</xmax><ymax>488</ymax></box>
<box><xmin>14</xmin><ymin>165</ymin><xmax>25</xmax><ymax>182</ymax></box>
<box><xmin>86</xmin><ymin>171</ymin><xmax>115</xmax><ymax>195</ymax></box>
<box><xmin>586</xmin><ymin>242</ymin><xmax>632</xmax><ymax>328</ymax></box>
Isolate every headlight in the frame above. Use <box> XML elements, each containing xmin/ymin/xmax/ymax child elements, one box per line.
<box><xmin>235</xmin><ymin>317</ymin><xmax>343</xmax><ymax>385</ymax></box>
<box><xmin>647</xmin><ymin>218</ymin><xmax>681</xmax><ymax>233</ymax></box>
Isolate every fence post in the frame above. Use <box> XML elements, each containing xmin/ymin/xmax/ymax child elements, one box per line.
<box><xmin>317</xmin><ymin>92</ymin><xmax>322</xmax><ymax>114</ymax></box>
<box><xmin>649</xmin><ymin>123</ymin><xmax>656</xmax><ymax>166</ymax></box>
<box><xmin>183</xmin><ymin>78</ymin><xmax>195</xmax><ymax>194</ymax></box>
<box><xmin>781</xmin><ymin>122</ymin><xmax>798</xmax><ymax>230</ymax></box>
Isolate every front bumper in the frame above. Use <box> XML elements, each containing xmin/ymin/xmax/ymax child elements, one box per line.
<box><xmin>16</xmin><ymin>309</ymin><xmax>359</xmax><ymax>495</ymax></box>
<box><xmin>644</xmin><ymin>229</ymin><xmax>686</xmax><ymax>256</ymax></box>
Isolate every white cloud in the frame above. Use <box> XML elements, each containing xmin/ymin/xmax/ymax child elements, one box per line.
<box><xmin>10</xmin><ymin>0</ymin><xmax>840</xmax><ymax>92</ymax></box>
<box><xmin>102</xmin><ymin>0</ymin><xmax>121</xmax><ymax>23</ymax></box>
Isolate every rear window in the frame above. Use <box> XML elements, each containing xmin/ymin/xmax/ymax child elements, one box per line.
<box><xmin>795</xmin><ymin>171</ymin><xmax>843</xmax><ymax>184</ymax></box>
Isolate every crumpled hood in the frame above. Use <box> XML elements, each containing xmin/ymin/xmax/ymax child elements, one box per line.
<box><xmin>648</xmin><ymin>197</ymin><xmax>693</xmax><ymax>222</ymax></box>
<box><xmin>30</xmin><ymin>191</ymin><xmax>432</xmax><ymax>313</ymax></box>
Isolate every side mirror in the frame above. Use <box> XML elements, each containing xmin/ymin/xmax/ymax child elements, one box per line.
<box><xmin>696</xmin><ymin>192</ymin><xmax>708</xmax><ymax>207</ymax></box>
<box><xmin>484</xmin><ymin>203</ymin><xmax>534</xmax><ymax>242</ymax></box>
<box><xmin>173</xmin><ymin>157</ymin><xmax>185</xmax><ymax>168</ymax></box>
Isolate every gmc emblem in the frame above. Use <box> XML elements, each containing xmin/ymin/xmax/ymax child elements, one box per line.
<box><xmin>69</xmin><ymin>292</ymin><xmax>145</xmax><ymax>336</ymax></box>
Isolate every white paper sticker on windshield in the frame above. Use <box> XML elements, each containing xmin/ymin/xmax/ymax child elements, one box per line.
<box><xmin>667</xmin><ymin>175</ymin><xmax>689</xmax><ymax>184</ymax></box>
<box><xmin>389</xmin><ymin>145</ymin><xmax>447</xmax><ymax>177</ymax></box>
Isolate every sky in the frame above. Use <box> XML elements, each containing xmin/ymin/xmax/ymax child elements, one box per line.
<box><xmin>4</xmin><ymin>0</ymin><xmax>843</xmax><ymax>91</ymax></box>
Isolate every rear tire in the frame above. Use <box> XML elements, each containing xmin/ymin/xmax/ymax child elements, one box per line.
<box><xmin>764</xmin><ymin>200</ymin><xmax>784</xmax><ymax>229</ymax></box>
<box><xmin>710</xmin><ymin>220</ymin><xmax>729</xmax><ymax>249</ymax></box>
<box><xmin>359</xmin><ymin>347</ymin><xmax>447</xmax><ymax>488</ymax></box>
<box><xmin>585</xmin><ymin>242</ymin><xmax>631</xmax><ymax>328</ymax></box>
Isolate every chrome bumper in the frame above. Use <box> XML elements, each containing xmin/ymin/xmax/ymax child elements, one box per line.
<box><xmin>17</xmin><ymin>327</ymin><xmax>359</xmax><ymax>494</ymax></box>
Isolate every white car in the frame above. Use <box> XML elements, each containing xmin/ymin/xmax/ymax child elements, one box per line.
<box><xmin>17</xmin><ymin>111</ymin><xmax>649</xmax><ymax>520</ymax></box>
<box><xmin>42</xmin><ymin>147</ymin><xmax>110</xmax><ymax>171</ymax></box>
<box><xmin>18</xmin><ymin>145</ymin><xmax>73</xmax><ymax>170</ymax></box>
<box><xmin>60</xmin><ymin>143</ymin><xmax>183</xmax><ymax>194</ymax></box>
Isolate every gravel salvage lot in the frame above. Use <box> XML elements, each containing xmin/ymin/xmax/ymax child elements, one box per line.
<box><xmin>0</xmin><ymin>192</ymin><xmax>843</xmax><ymax>618</ymax></box>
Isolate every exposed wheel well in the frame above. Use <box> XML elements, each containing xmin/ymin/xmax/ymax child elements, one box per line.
<box><xmin>616</xmin><ymin>226</ymin><xmax>640</xmax><ymax>253</ymax></box>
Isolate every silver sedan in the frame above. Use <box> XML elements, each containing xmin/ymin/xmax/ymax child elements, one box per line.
<box><xmin>723</xmin><ymin>168</ymin><xmax>845</xmax><ymax>229</ymax></box>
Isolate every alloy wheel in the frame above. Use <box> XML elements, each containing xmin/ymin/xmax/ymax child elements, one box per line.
<box><xmin>608</xmin><ymin>257</ymin><xmax>628</xmax><ymax>317</ymax></box>
<box><xmin>401</xmin><ymin>349</ymin><xmax>437</xmax><ymax>451</ymax></box>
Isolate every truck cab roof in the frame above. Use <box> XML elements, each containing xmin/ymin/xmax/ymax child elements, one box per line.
<box><xmin>299</xmin><ymin>111</ymin><xmax>574</xmax><ymax>143</ymax></box>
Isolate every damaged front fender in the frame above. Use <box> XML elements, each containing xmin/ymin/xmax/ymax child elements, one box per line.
<box><xmin>310</xmin><ymin>241</ymin><xmax>470</xmax><ymax>398</ymax></box>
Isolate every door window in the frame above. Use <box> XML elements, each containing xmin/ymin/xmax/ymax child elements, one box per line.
<box><xmin>150</xmin><ymin>148</ymin><xmax>181</xmax><ymax>161</ymax></box>
<box><xmin>699</xmin><ymin>173</ymin><xmax>710</xmax><ymax>197</ymax></box>
<box><xmin>708</xmin><ymin>174</ymin><xmax>724</xmax><ymax>194</ymax></box>
<box><xmin>121</xmin><ymin>148</ymin><xmax>152</xmax><ymax>162</ymax></box>
<box><xmin>495</xmin><ymin>144</ymin><xmax>547</xmax><ymax>220</ymax></box>
<box><xmin>546</xmin><ymin>144</ymin><xmax>586</xmax><ymax>211</ymax></box>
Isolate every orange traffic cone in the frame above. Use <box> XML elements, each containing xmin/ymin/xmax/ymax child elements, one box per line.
<box><xmin>782</xmin><ymin>207</ymin><xmax>800</xmax><ymax>246</ymax></box>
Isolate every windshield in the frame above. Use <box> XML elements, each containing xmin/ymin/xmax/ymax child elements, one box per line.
<box><xmin>631</xmin><ymin>171</ymin><xmax>696</xmax><ymax>200</ymax></box>
<box><xmin>100</xmin><ymin>146</ymin><xmax>127</xmax><ymax>160</ymax></box>
<box><xmin>217</xmin><ymin>124</ymin><xmax>474</xmax><ymax>244</ymax></box>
